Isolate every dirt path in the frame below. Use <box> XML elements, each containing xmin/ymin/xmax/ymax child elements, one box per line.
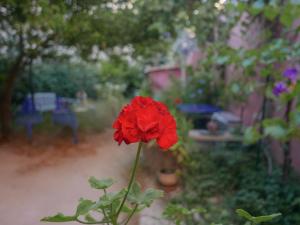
<box><xmin>0</xmin><ymin>130</ymin><xmax>137</xmax><ymax>225</ymax></box>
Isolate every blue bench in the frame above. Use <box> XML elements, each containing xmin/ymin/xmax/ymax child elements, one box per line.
<box><xmin>15</xmin><ymin>93</ymin><xmax>78</xmax><ymax>143</ymax></box>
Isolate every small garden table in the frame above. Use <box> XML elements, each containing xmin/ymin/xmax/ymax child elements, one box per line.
<box><xmin>189</xmin><ymin>129</ymin><xmax>243</xmax><ymax>143</ymax></box>
<box><xmin>177</xmin><ymin>104</ymin><xmax>222</xmax><ymax>129</ymax></box>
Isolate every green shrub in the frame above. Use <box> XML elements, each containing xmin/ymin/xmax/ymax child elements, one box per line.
<box><xmin>14</xmin><ymin>61</ymin><xmax>98</xmax><ymax>105</ymax></box>
<box><xmin>99</xmin><ymin>55</ymin><xmax>143</xmax><ymax>98</ymax></box>
<box><xmin>76</xmin><ymin>98</ymin><xmax>124</xmax><ymax>133</ymax></box>
<box><xmin>172</xmin><ymin>144</ymin><xmax>300</xmax><ymax>225</ymax></box>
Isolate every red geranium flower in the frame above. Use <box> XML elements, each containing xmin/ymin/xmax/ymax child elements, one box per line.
<box><xmin>113</xmin><ymin>96</ymin><xmax>178</xmax><ymax>150</ymax></box>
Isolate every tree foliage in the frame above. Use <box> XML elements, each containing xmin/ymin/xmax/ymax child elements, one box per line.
<box><xmin>0</xmin><ymin>0</ymin><xmax>178</xmax><ymax>137</ymax></box>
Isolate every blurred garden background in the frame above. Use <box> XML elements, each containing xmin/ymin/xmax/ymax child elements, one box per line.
<box><xmin>0</xmin><ymin>0</ymin><xmax>300</xmax><ymax>225</ymax></box>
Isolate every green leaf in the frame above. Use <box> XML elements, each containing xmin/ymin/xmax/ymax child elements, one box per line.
<box><xmin>140</xmin><ymin>188</ymin><xmax>164</xmax><ymax>207</ymax></box>
<box><xmin>120</xmin><ymin>204</ymin><xmax>134</xmax><ymax>213</ymax></box>
<box><xmin>252</xmin><ymin>213</ymin><xmax>282</xmax><ymax>223</ymax></box>
<box><xmin>76</xmin><ymin>199</ymin><xmax>94</xmax><ymax>216</ymax></box>
<box><xmin>242</xmin><ymin>57</ymin><xmax>256</xmax><ymax>68</ymax></box>
<box><xmin>111</xmin><ymin>198</ymin><xmax>122</xmax><ymax>214</ymax></box>
<box><xmin>236</xmin><ymin>2</ymin><xmax>246</xmax><ymax>12</ymax></box>
<box><xmin>244</xmin><ymin>127</ymin><xmax>261</xmax><ymax>144</ymax></box>
<box><xmin>88</xmin><ymin>177</ymin><xmax>114</xmax><ymax>190</ymax></box>
<box><xmin>85</xmin><ymin>214</ymin><xmax>97</xmax><ymax>223</ymax></box>
<box><xmin>236</xmin><ymin>209</ymin><xmax>281</xmax><ymax>224</ymax></box>
<box><xmin>216</xmin><ymin>56</ymin><xmax>229</xmax><ymax>65</ymax></box>
<box><xmin>263</xmin><ymin>120</ymin><xmax>288</xmax><ymax>140</ymax></box>
<box><xmin>128</xmin><ymin>181</ymin><xmax>163</xmax><ymax>207</ymax></box>
<box><xmin>236</xmin><ymin>209</ymin><xmax>253</xmax><ymax>221</ymax></box>
<box><xmin>280</xmin><ymin>3</ymin><xmax>300</xmax><ymax>27</ymax></box>
<box><xmin>163</xmin><ymin>203</ymin><xmax>205</xmax><ymax>225</ymax></box>
<box><xmin>41</xmin><ymin>213</ymin><xmax>76</xmax><ymax>222</ymax></box>
<box><xmin>94</xmin><ymin>188</ymin><xmax>127</xmax><ymax>209</ymax></box>
<box><xmin>131</xmin><ymin>181</ymin><xmax>142</xmax><ymax>196</ymax></box>
<box><xmin>127</xmin><ymin>181</ymin><xmax>142</xmax><ymax>204</ymax></box>
<box><xmin>263</xmin><ymin>6</ymin><xmax>279</xmax><ymax>21</ymax></box>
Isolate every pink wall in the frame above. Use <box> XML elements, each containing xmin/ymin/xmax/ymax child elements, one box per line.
<box><xmin>270</xmin><ymin>102</ymin><xmax>300</xmax><ymax>173</ymax></box>
<box><xmin>145</xmin><ymin>49</ymin><xmax>202</xmax><ymax>94</ymax></box>
<box><xmin>227</xmin><ymin>15</ymin><xmax>300</xmax><ymax>173</ymax></box>
<box><xmin>146</xmin><ymin>66</ymin><xmax>181</xmax><ymax>94</ymax></box>
<box><xmin>228</xmin><ymin>82</ymin><xmax>300</xmax><ymax>173</ymax></box>
<box><xmin>272</xmin><ymin>140</ymin><xmax>300</xmax><ymax>174</ymax></box>
<box><xmin>145</xmin><ymin>16</ymin><xmax>300</xmax><ymax>172</ymax></box>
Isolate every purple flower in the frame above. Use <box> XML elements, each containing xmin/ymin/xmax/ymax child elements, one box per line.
<box><xmin>283</xmin><ymin>68</ymin><xmax>298</xmax><ymax>82</ymax></box>
<box><xmin>273</xmin><ymin>82</ymin><xmax>288</xmax><ymax>97</ymax></box>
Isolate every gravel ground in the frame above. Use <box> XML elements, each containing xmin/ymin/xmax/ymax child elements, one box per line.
<box><xmin>0</xmin><ymin>130</ymin><xmax>175</xmax><ymax>225</ymax></box>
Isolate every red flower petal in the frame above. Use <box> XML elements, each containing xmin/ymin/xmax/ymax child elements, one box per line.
<box><xmin>112</xmin><ymin>96</ymin><xmax>178</xmax><ymax>150</ymax></box>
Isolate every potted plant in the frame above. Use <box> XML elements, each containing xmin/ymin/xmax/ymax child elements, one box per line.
<box><xmin>158</xmin><ymin>149</ymin><xmax>179</xmax><ymax>187</ymax></box>
<box><xmin>158</xmin><ymin>111</ymin><xmax>191</xmax><ymax>187</ymax></box>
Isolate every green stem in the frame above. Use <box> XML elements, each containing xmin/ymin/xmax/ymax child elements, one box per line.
<box><xmin>115</xmin><ymin>142</ymin><xmax>143</xmax><ymax>220</ymax></box>
<box><xmin>101</xmin><ymin>209</ymin><xmax>109</xmax><ymax>225</ymax></box>
<box><xmin>102</xmin><ymin>189</ymin><xmax>109</xmax><ymax>225</ymax></box>
<box><xmin>111</xmin><ymin>217</ymin><xmax>118</xmax><ymax>225</ymax></box>
<box><xmin>123</xmin><ymin>204</ymin><xmax>138</xmax><ymax>225</ymax></box>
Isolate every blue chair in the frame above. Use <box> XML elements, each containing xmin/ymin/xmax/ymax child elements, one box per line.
<box><xmin>52</xmin><ymin>97</ymin><xmax>78</xmax><ymax>143</ymax></box>
<box><xmin>15</xmin><ymin>97</ymin><xmax>43</xmax><ymax>140</ymax></box>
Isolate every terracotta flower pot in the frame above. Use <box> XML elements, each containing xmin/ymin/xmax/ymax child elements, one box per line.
<box><xmin>158</xmin><ymin>169</ymin><xmax>179</xmax><ymax>187</ymax></box>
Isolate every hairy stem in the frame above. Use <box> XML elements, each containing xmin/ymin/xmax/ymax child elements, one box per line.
<box><xmin>115</xmin><ymin>142</ymin><xmax>143</xmax><ymax>221</ymax></box>
<box><xmin>101</xmin><ymin>189</ymin><xmax>109</xmax><ymax>225</ymax></box>
<box><xmin>124</xmin><ymin>204</ymin><xmax>138</xmax><ymax>225</ymax></box>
